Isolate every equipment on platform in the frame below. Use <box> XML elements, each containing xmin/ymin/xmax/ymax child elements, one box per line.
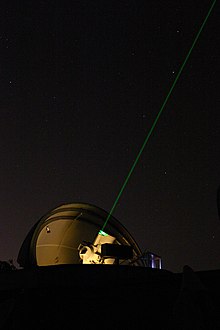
<box><xmin>17</xmin><ymin>202</ymin><xmax>154</xmax><ymax>268</ymax></box>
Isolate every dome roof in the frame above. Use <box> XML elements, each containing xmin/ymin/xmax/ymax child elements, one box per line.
<box><xmin>17</xmin><ymin>202</ymin><xmax>145</xmax><ymax>268</ymax></box>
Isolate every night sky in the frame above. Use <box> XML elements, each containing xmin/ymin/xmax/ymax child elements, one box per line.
<box><xmin>1</xmin><ymin>0</ymin><xmax>219</xmax><ymax>272</ymax></box>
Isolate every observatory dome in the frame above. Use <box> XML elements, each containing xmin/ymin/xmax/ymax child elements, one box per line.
<box><xmin>17</xmin><ymin>202</ymin><xmax>145</xmax><ymax>268</ymax></box>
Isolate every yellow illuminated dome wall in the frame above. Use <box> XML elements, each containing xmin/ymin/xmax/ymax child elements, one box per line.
<box><xmin>17</xmin><ymin>203</ymin><xmax>145</xmax><ymax>268</ymax></box>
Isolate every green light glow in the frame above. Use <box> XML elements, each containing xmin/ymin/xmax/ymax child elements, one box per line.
<box><xmin>99</xmin><ymin>230</ymin><xmax>109</xmax><ymax>236</ymax></box>
<box><xmin>101</xmin><ymin>0</ymin><xmax>216</xmax><ymax>232</ymax></box>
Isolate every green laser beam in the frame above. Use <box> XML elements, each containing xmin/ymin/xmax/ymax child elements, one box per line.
<box><xmin>101</xmin><ymin>0</ymin><xmax>216</xmax><ymax>231</ymax></box>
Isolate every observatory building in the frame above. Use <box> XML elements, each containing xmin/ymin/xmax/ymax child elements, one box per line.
<box><xmin>18</xmin><ymin>202</ymin><xmax>160</xmax><ymax>268</ymax></box>
<box><xmin>0</xmin><ymin>202</ymin><xmax>219</xmax><ymax>329</ymax></box>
